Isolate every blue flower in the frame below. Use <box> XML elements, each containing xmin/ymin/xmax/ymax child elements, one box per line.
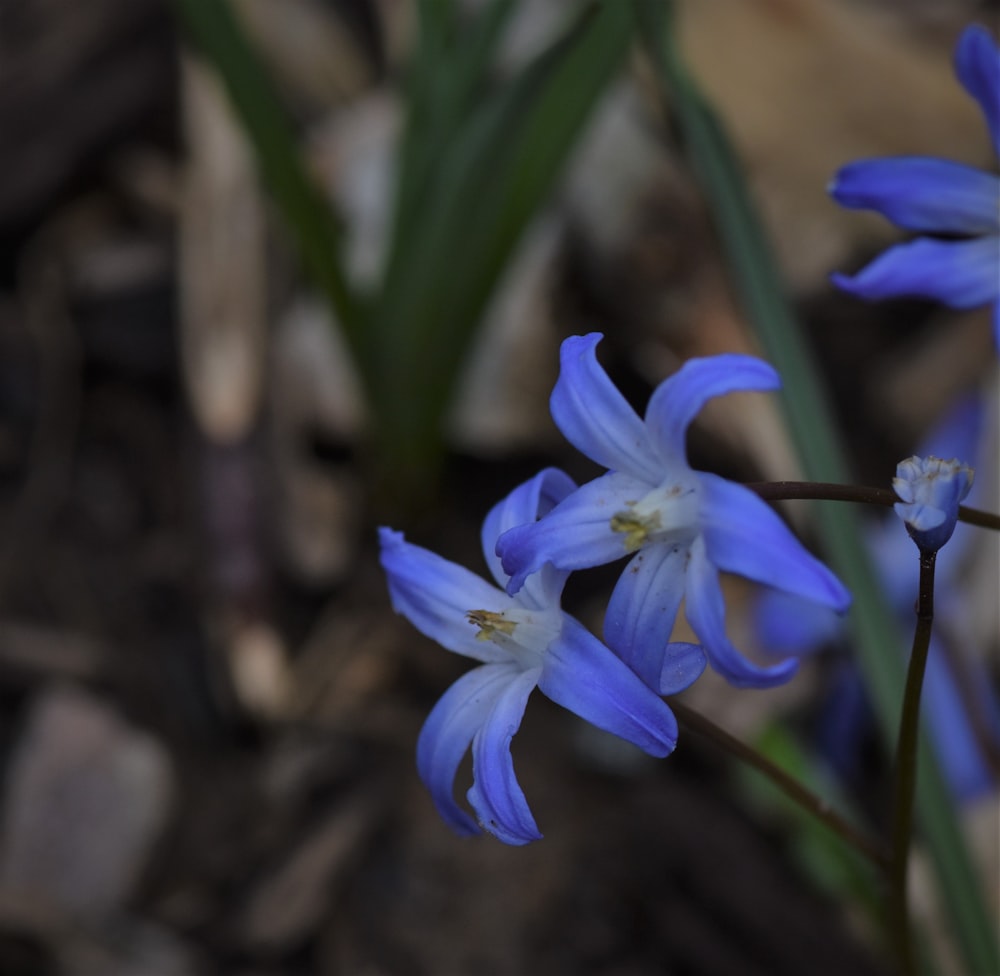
<box><xmin>379</xmin><ymin>468</ymin><xmax>703</xmax><ymax>845</ymax></box>
<box><xmin>496</xmin><ymin>333</ymin><xmax>850</xmax><ymax>690</ymax></box>
<box><xmin>893</xmin><ymin>455</ymin><xmax>974</xmax><ymax>554</ymax></box>
<box><xmin>755</xmin><ymin>395</ymin><xmax>1000</xmax><ymax>802</ymax></box>
<box><xmin>829</xmin><ymin>25</ymin><xmax>1000</xmax><ymax>348</ymax></box>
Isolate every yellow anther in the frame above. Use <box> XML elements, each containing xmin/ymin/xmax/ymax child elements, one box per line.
<box><xmin>467</xmin><ymin>609</ymin><xmax>517</xmax><ymax>641</ymax></box>
<box><xmin>610</xmin><ymin>508</ymin><xmax>662</xmax><ymax>552</ymax></box>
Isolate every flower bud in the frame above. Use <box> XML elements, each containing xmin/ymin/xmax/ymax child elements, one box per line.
<box><xmin>893</xmin><ymin>456</ymin><xmax>974</xmax><ymax>553</ymax></box>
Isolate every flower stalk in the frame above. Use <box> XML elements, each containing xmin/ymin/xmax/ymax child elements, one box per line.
<box><xmin>745</xmin><ymin>481</ymin><xmax>1000</xmax><ymax>532</ymax></box>
<box><xmin>887</xmin><ymin>550</ymin><xmax>938</xmax><ymax>975</ymax></box>
<box><xmin>670</xmin><ymin>700</ymin><xmax>888</xmax><ymax>867</ymax></box>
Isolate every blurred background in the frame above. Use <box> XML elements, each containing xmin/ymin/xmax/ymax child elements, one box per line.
<box><xmin>0</xmin><ymin>0</ymin><xmax>996</xmax><ymax>973</ymax></box>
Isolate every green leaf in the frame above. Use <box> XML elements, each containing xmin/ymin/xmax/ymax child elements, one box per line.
<box><xmin>173</xmin><ymin>0</ymin><xmax>364</xmax><ymax>361</ymax></box>
<box><xmin>391</xmin><ymin>0</ymin><xmax>518</xmax><ymax>251</ymax></box>
<box><xmin>631</xmin><ymin>2</ymin><xmax>999</xmax><ymax>973</ymax></box>
<box><xmin>370</xmin><ymin>0</ymin><xmax>633</xmax><ymax>500</ymax></box>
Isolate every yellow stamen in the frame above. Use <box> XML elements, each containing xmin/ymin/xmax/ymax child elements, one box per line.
<box><xmin>610</xmin><ymin>508</ymin><xmax>662</xmax><ymax>551</ymax></box>
<box><xmin>467</xmin><ymin>609</ymin><xmax>517</xmax><ymax>641</ymax></box>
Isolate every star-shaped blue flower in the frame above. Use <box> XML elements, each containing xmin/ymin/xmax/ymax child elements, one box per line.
<box><xmin>496</xmin><ymin>334</ymin><xmax>851</xmax><ymax>690</ymax></box>
<box><xmin>380</xmin><ymin>468</ymin><xmax>704</xmax><ymax>845</ymax></box>
<box><xmin>829</xmin><ymin>25</ymin><xmax>1000</xmax><ymax>348</ymax></box>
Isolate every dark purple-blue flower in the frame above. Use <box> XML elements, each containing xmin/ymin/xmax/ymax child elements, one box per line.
<box><xmin>380</xmin><ymin>468</ymin><xmax>703</xmax><ymax>845</ymax></box>
<box><xmin>829</xmin><ymin>25</ymin><xmax>1000</xmax><ymax>347</ymax></box>
<box><xmin>496</xmin><ymin>334</ymin><xmax>850</xmax><ymax>691</ymax></box>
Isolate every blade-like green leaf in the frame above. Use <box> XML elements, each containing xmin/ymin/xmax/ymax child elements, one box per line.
<box><xmin>370</xmin><ymin>0</ymin><xmax>633</xmax><ymax>499</ymax></box>
<box><xmin>391</xmin><ymin>0</ymin><xmax>518</xmax><ymax>249</ymax></box>
<box><xmin>631</xmin><ymin>2</ymin><xmax>999</xmax><ymax>973</ymax></box>
<box><xmin>174</xmin><ymin>0</ymin><xmax>364</xmax><ymax>361</ymax></box>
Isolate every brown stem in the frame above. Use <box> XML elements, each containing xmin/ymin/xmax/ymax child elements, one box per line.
<box><xmin>744</xmin><ymin>481</ymin><xmax>1000</xmax><ymax>532</ymax></box>
<box><xmin>670</xmin><ymin>699</ymin><xmax>888</xmax><ymax>869</ymax></box>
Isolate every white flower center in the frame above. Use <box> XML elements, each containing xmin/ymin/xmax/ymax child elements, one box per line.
<box><xmin>465</xmin><ymin>607</ymin><xmax>562</xmax><ymax>668</ymax></box>
<box><xmin>610</xmin><ymin>478</ymin><xmax>701</xmax><ymax>552</ymax></box>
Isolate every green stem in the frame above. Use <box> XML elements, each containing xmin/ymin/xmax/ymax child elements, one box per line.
<box><xmin>888</xmin><ymin>551</ymin><xmax>937</xmax><ymax>975</ymax></box>
<box><xmin>670</xmin><ymin>700</ymin><xmax>888</xmax><ymax>869</ymax></box>
<box><xmin>745</xmin><ymin>481</ymin><xmax>1000</xmax><ymax>532</ymax></box>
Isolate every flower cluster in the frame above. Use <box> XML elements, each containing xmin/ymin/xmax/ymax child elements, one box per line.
<box><xmin>380</xmin><ymin>468</ymin><xmax>703</xmax><ymax>844</ymax></box>
<box><xmin>381</xmin><ymin>334</ymin><xmax>850</xmax><ymax>842</ymax></box>
<box><xmin>380</xmin><ymin>24</ymin><xmax>998</xmax><ymax>848</ymax></box>
<box><xmin>829</xmin><ymin>25</ymin><xmax>1000</xmax><ymax>348</ymax></box>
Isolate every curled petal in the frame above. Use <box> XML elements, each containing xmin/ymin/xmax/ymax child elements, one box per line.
<box><xmin>604</xmin><ymin>544</ymin><xmax>688</xmax><ymax>689</ymax></box>
<box><xmin>955</xmin><ymin>24</ymin><xmax>1000</xmax><ymax>157</ymax></box>
<box><xmin>497</xmin><ymin>471</ymin><xmax>649</xmax><ymax>594</ymax></box>
<box><xmin>481</xmin><ymin>468</ymin><xmax>575</xmax><ymax>607</ymax></box>
<box><xmin>645</xmin><ymin>355</ymin><xmax>780</xmax><ymax>468</ymax></box>
<box><xmin>685</xmin><ymin>539</ymin><xmax>798</xmax><ymax>689</ymax></box>
<box><xmin>467</xmin><ymin>667</ymin><xmax>543</xmax><ymax>845</ymax></box>
<box><xmin>417</xmin><ymin>664</ymin><xmax>520</xmax><ymax>837</ymax></box>
<box><xmin>698</xmin><ymin>473</ymin><xmax>851</xmax><ymax>612</ymax></box>
<box><xmin>379</xmin><ymin>528</ymin><xmax>510</xmax><ymax>663</ymax></box>
<box><xmin>550</xmin><ymin>333</ymin><xmax>661</xmax><ymax>483</ymax></box>
<box><xmin>831</xmin><ymin>235</ymin><xmax>1000</xmax><ymax>310</ymax></box>
<box><xmin>539</xmin><ymin>616</ymin><xmax>679</xmax><ymax>757</ymax></box>
<box><xmin>829</xmin><ymin>158</ymin><xmax>999</xmax><ymax>234</ymax></box>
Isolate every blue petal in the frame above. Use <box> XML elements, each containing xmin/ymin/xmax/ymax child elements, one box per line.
<box><xmin>497</xmin><ymin>471</ymin><xmax>650</xmax><ymax>594</ymax></box>
<box><xmin>538</xmin><ymin>616</ymin><xmax>679</xmax><ymax>756</ymax></box>
<box><xmin>379</xmin><ymin>527</ymin><xmax>511</xmax><ymax>663</ymax></box>
<box><xmin>604</xmin><ymin>544</ymin><xmax>688</xmax><ymax>688</ymax></box>
<box><xmin>481</xmin><ymin>468</ymin><xmax>575</xmax><ymax>607</ymax></box>
<box><xmin>467</xmin><ymin>667</ymin><xmax>543</xmax><ymax>845</ymax></box>
<box><xmin>829</xmin><ymin>158</ymin><xmax>999</xmax><ymax>234</ymax></box>
<box><xmin>657</xmin><ymin>642</ymin><xmax>710</xmax><ymax>696</ymax></box>
<box><xmin>831</xmin><ymin>235</ymin><xmax>1000</xmax><ymax>310</ymax></box>
<box><xmin>644</xmin><ymin>355</ymin><xmax>780</xmax><ymax>468</ymax></box>
<box><xmin>684</xmin><ymin>539</ymin><xmax>799</xmax><ymax>689</ymax></box>
<box><xmin>416</xmin><ymin>663</ymin><xmax>520</xmax><ymax>837</ymax></box>
<box><xmin>550</xmin><ymin>333</ymin><xmax>661</xmax><ymax>483</ymax></box>
<box><xmin>923</xmin><ymin>636</ymin><xmax>999</xmax><ymax>803</ymax></box>
<box><xmin>753</xmin><ymin>588</ymin><xmax>845</xmax><ymax>657</ymax></box>
<box><xmin>698</xmin><ymin>473</ymin><xmax>851</xmax><ymax>611</ymax></box>
<box><xmin>955</xmin><ymin>25</ymin><xmax>1000</xmax><ymax>157</ymax></box>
